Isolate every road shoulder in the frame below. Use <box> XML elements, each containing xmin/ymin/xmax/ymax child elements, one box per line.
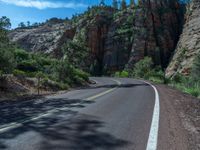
<box><xmin>156</xmin><ymin>84</ymin><xmax>200</xmax><ymax>150</ymax></box>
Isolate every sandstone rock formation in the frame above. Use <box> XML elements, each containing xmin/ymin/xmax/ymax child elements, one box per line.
<box><xmin>128</xmin><ymin>0</ymin><xmax>184</xmax><ymax>69</ymax></box>
<box><xmin>166</xmin><ymin>0</ymin><xmax>200</xmax><ymax>77</ymax></box>
<box><xmin>9</xmin><ymin>20</ymin><xmax>71</xmax><ymax>53</ymax></box>
<box><xmin>9</xmin><ymin>1</ymin><xmax>185</xmax><ymax>75</ymax></box>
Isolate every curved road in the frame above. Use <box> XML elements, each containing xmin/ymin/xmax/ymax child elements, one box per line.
<box><xmin>0</xmin><ymin>77</ymin><xmax>159</xmax><ymax>150</ymax></box>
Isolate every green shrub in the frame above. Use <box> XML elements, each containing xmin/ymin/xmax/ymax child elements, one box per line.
<box><xmin>114</xmin><ymin>71</ymin><xmax>120</xmax><ymax>77</ymax></box>
<box><xmin>132</xmin><ymin>57</ymin><xmax>153</xmax><ymax>79</ymax></box>
<box><xmin>120</xmin><ymin>71</ymin><xmax>129</xmax><ymax>78</ymax></box>
<box><xmin>170</xmin><ymin>75</ymin><xmax>200</xmax><ymax>98</ymax></box>
<box><xmin>73</xmin><ymin>68</ymin><xmax>89</xmax><ymax>81</ymax></box>
<box><xmin>172</xmin><ymin>73</ymin><xmax>185</xmax><ymax>83</ymax></box>
<box><xmin>41</xmin><ymin>77</ymin><xmax>49</xmax><ymax>85</ymax></box>
<box><xmin>73</xmin><ymin>75</ymin><xmax>85</xmax><ymax>85</ymax></box>
<box><xmin>36</xmin><ymin>71</ymin><xmax>46</xmax><ymax>79</ymax></box>
<box><xmin>55</xmin><ymin>82</ymin><xmax>69</xmax><ymax>90</ymax></box>
<box><xmin>128</xmin><ymin>57</ymin><xmax>169</xmax><ymax>84</ymax></box>
<box><xmin>13</xmin><ymin>69</ymin><xmax>26</xmax><ymax>78</ymax></box>
<box><xmin>50</xmin><ymin>59</ymin><xmax>89</xmax><ymax>85</ymax></box>
<box><xmin>14</xmin><ymin>49</ymin><xmax>30</xmax><ymax>63</ymax></box>
<box><xmin>0</xmin><ymin>16</ymin><xmax>15</xmax><ymax>73</ymax></box>
<box><xmin>184</xmin><ymin>87</ymin><xmax>200</xmax><ymax>97</ymax></box>
<box><xmin>149</xmin><ymin>76</ymin><xmax>163</xmax><ymax>84</ymax></box>
<box><xmin>114</xmin><ymin>71</ymin><xmax>129</xmax><ymax>78</ymax></box>
<box><xmin>191</xmin><ymin>53</ymin><xmax>200</xmax><ymax>82</ymax></box>
<box><xmin>41</xmin><ymin>77</ymin><xmax>69</xmax><ymax>91</ymax></box>
<box><xmin>148</xmin><ymin>68</ymin><xmax>167</xmax><ymax>84</ymax></box>
<box><xmin>0</xmin><ymin>45</ymin><xmax>15</xmax><ymax>73</ymax></box>
<box><xmin>17</xmin><ymin>60</ymin><xmax>38</xmax><ymax>72</ymax></box>
<box><xmin>163</xmin><ymin>76</ymin><xmax>171</xmax><ymax>84</ymax></box>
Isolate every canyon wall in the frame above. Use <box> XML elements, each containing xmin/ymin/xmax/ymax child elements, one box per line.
<box><xmin>9</xmin><ymin>1</ymin><xmax>185</xmax><ymax>75</ymax></box>
<box><xmin>166</xmin><ymin>0</ymin><xmax>200</xmax><ymax>77</ymax></box>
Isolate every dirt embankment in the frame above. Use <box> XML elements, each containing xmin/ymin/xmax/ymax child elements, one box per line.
<box><xmin>157</xmin><ymin>84</ymin><xmax>200</xmax><ymax>150</ymax></box>
<box><xmin>0</xmin><ymin>76</ymin><xmax>57</xmax><ymax>101</ymax></box>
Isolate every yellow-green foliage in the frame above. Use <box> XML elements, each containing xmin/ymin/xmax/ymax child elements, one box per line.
<box><xmin>114</xmin><ymin>70</ymin><xmax>129</xmax><ymax>78</ymax></box>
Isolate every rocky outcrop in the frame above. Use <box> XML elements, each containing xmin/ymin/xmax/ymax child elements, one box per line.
<box><xmin>128</xmin><ymin>0</ymin><xmax>184</xmax><ymax>69</ymax></box>
<box><xmin>104</xmin><ymin>8</ymin><xmax>134</xmax><ymax>72</ymax></box>
<box><xmin>9</xmin><ymin>2</ymin><xmax>185</xmax><ymax>75</ymax></box>
<box><xmin>54</xmin><ymin>27</ymin><xmax>76</xmax><ymax>57</ymax></box>
<box><xmin>9</xmin><ymin>20</ymin><xmax>72</xmax><ymax>53</ymax></box>
<box><xmin>82</xmin><ymin>7</ymin><xmax>135</xmax><ymax>74</ymax></box>
<box><xmin>80</xmin><ymin>1</ymin><xmax>184</xmax><ymax>75</ymax></box>
<box><xmin>166</xmin><ymin>0</ymin><xmax>200</xmax><ymax>77</ymax></box>
<box><xmin>86</xmin><ymin>7</ymin><xmax>113</xmax><ymax>75</ymax></box>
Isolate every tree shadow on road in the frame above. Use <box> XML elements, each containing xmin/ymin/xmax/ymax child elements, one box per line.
<box><xmin>0</xmin><ymin>96</ymin><xmax>131</xmax><ymax>149</ymax></box>
<box><xmin>40</xmin><ymin>114</ymin><xmax>130</xmax><ymax>150</ymax></box>
<box><xmin>81</xmin><ymin>83</ymin><xmax>149</xmax><ymax>90</ymax></box>
<box><xmin>0</xmin><ymin>97</ymin><xmax>93</xmax><ymax>126</ymax></box>
<box><xmin>0</xmin><ymin>113</ymin><xmax>130</xmax><ymax>149</ymax></box>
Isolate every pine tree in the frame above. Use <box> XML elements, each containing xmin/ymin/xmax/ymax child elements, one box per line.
<box><xmin>121</xmin><ymin>0</ymin><xmax>127</xmax><ymax>10</ymax></box>
<box><xmin>0</xmin><ymin>16</ymin><xmax>15</xmax><ymax>74</ymax></box>
<box><xmin>130</xmin><ymin>0</ymin><xmax>135</xmax><ymax>7</ymax></box>
<box><xmin>112</xmin><ymin>0</ymin><xmax>118</xmax><ymax>9</ymax></box>
<box><xmin>27</xmin><ymin>21</ymin><xmax>30</xmax><ymax>27</ymax></box>
<box><xmin>18</xmin><ymin>22</ymin><xmax>26</xmax><ymax>28</ymax></box>
<box><xmin>138</xmin><ymin>0</ymin><xmax>143</xmax><ymax>6</ymax></box>
<box><xmin>100</xmin><ymin>0</ymin><xmax>105</xmax><ymax>6</ymax></box>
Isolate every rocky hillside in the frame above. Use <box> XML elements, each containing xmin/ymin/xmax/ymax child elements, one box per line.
<box><xmin>166</xmin><ymin>0</ymin><xmax>200</xmax><ymax>77</ymax></box>
<box><xmin>9</xmin><ymin>18</ymin><xmax>72</xmax><ymax>53</ymax></box>
<box><xmin>127</xmin><ymin>0</ymin><xmax>184</xmax><ymax>69</ymax></box>
<box><xmin>9</xmin><ymin>1</ymin><xmax>186</xmax><ymax>75</ymax></box>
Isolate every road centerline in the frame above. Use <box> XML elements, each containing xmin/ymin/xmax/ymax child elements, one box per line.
<box><xmin>86</xmin><ymin>79</ymin><xmax>121</xmax><ymax>101</ymax></box>
<box><xmin>0</xmin><ymin>79</ymin><xmax>121</xmax><ymax>134</ymax></box>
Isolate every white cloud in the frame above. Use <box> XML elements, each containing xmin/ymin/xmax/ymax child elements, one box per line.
<box><xmin>0</xmin><ymin>0</ymin><xmax>87</xmax><ymax>9</ymax></box>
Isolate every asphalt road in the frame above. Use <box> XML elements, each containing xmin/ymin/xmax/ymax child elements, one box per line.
<box><xmin>0</xmin><ymin>77</ymin><xmax>158</xmax><ymax>150</ymax></box>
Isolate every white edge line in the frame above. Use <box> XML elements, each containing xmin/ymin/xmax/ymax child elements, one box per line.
<box><xmin>142</xmin><ymin>81</ymin><xmax>160</xmax><ymax>150</ymax></box>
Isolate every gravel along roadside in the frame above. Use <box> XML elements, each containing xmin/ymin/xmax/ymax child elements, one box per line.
<box><xmin>156</xmin><ymin>84</ymin><xmax>200</xmax><ymax>150</ymax></box>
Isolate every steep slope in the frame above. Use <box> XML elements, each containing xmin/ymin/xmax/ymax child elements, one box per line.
<box><xmin>78</xmin><ymin>7</ymin><xmax>135</xmax><ymax>75</ymax></box>
<box><xmin>73</xmin><ymin>2</ymin><xmax>184</xmax><ymax>75</ymax></box>
<box><xmin>166</xmin><ymin>0</ymin><xmax>200</xmax><ymax>77</ymax></box>
<box><xmin>9</xmin><ymin>1</ymin><xmax>185</xmax><ymax>75</ymax></box>
<box><xmin>9</xmin><ymin>19</ymin><xmax>72</xmax><ymax>53</ymax></box>
<box><xmin>127</xmin><ymin>0</ymin><xmax>184</xmax><ymax>69</ymax></box>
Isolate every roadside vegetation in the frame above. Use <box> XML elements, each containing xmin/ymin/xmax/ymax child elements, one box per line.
<box><xmin>0</xmin><ymin>16</ymin><xmax>89</xmax><ymax>96</ymax></box>
<box><xmin>170</xmin><ymin>53</ymin><xmax>200</xmax><ymax>98</ymax></box>
<box><xmin>114</xmin><ymin>56</ymin><xmax>200</xmax><ymax>98</ymax></box>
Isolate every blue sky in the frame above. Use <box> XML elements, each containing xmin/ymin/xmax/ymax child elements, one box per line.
<box><xmin>0</xmin><ymin>0</ymin><xmax>133</xmax><ymax>29</ymax></box>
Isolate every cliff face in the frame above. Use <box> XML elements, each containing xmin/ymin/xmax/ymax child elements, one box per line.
<box><xmin>82</xmin><ymin>1</ymin><xmax>184</xmax><ymax>75</ymax></box>
<box><xmin>86</xmin><ymin>7</ymin><xmax>114</xmax><ymax>75</ymax></box>
<box><xmin>9</xmin><ymin>20</ymin><xmax>72</xmax><ymax>53</ymax></box>
<box><xmin>166</xmin><ymin>0</ymin><xmax>200</xmax><ymax>77</ymax></box>
<box><xmin>104</xmin><ymin>8</ymin><xmax>134</xmax><ymax>72</ymax></box>
<box><xmin>128</xmin><ymin>0</ymin><xmax>184</xmax><ymax>69</ymax></box>
<box><xmin>9</xmin><ymin>1</ymin><xmax>185</xmax><ymax>75</ymax></box>
<box><xmin>85</xmin><ymin>7</ymin><xmax>134</xmax><ymax>74</ymax></box>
